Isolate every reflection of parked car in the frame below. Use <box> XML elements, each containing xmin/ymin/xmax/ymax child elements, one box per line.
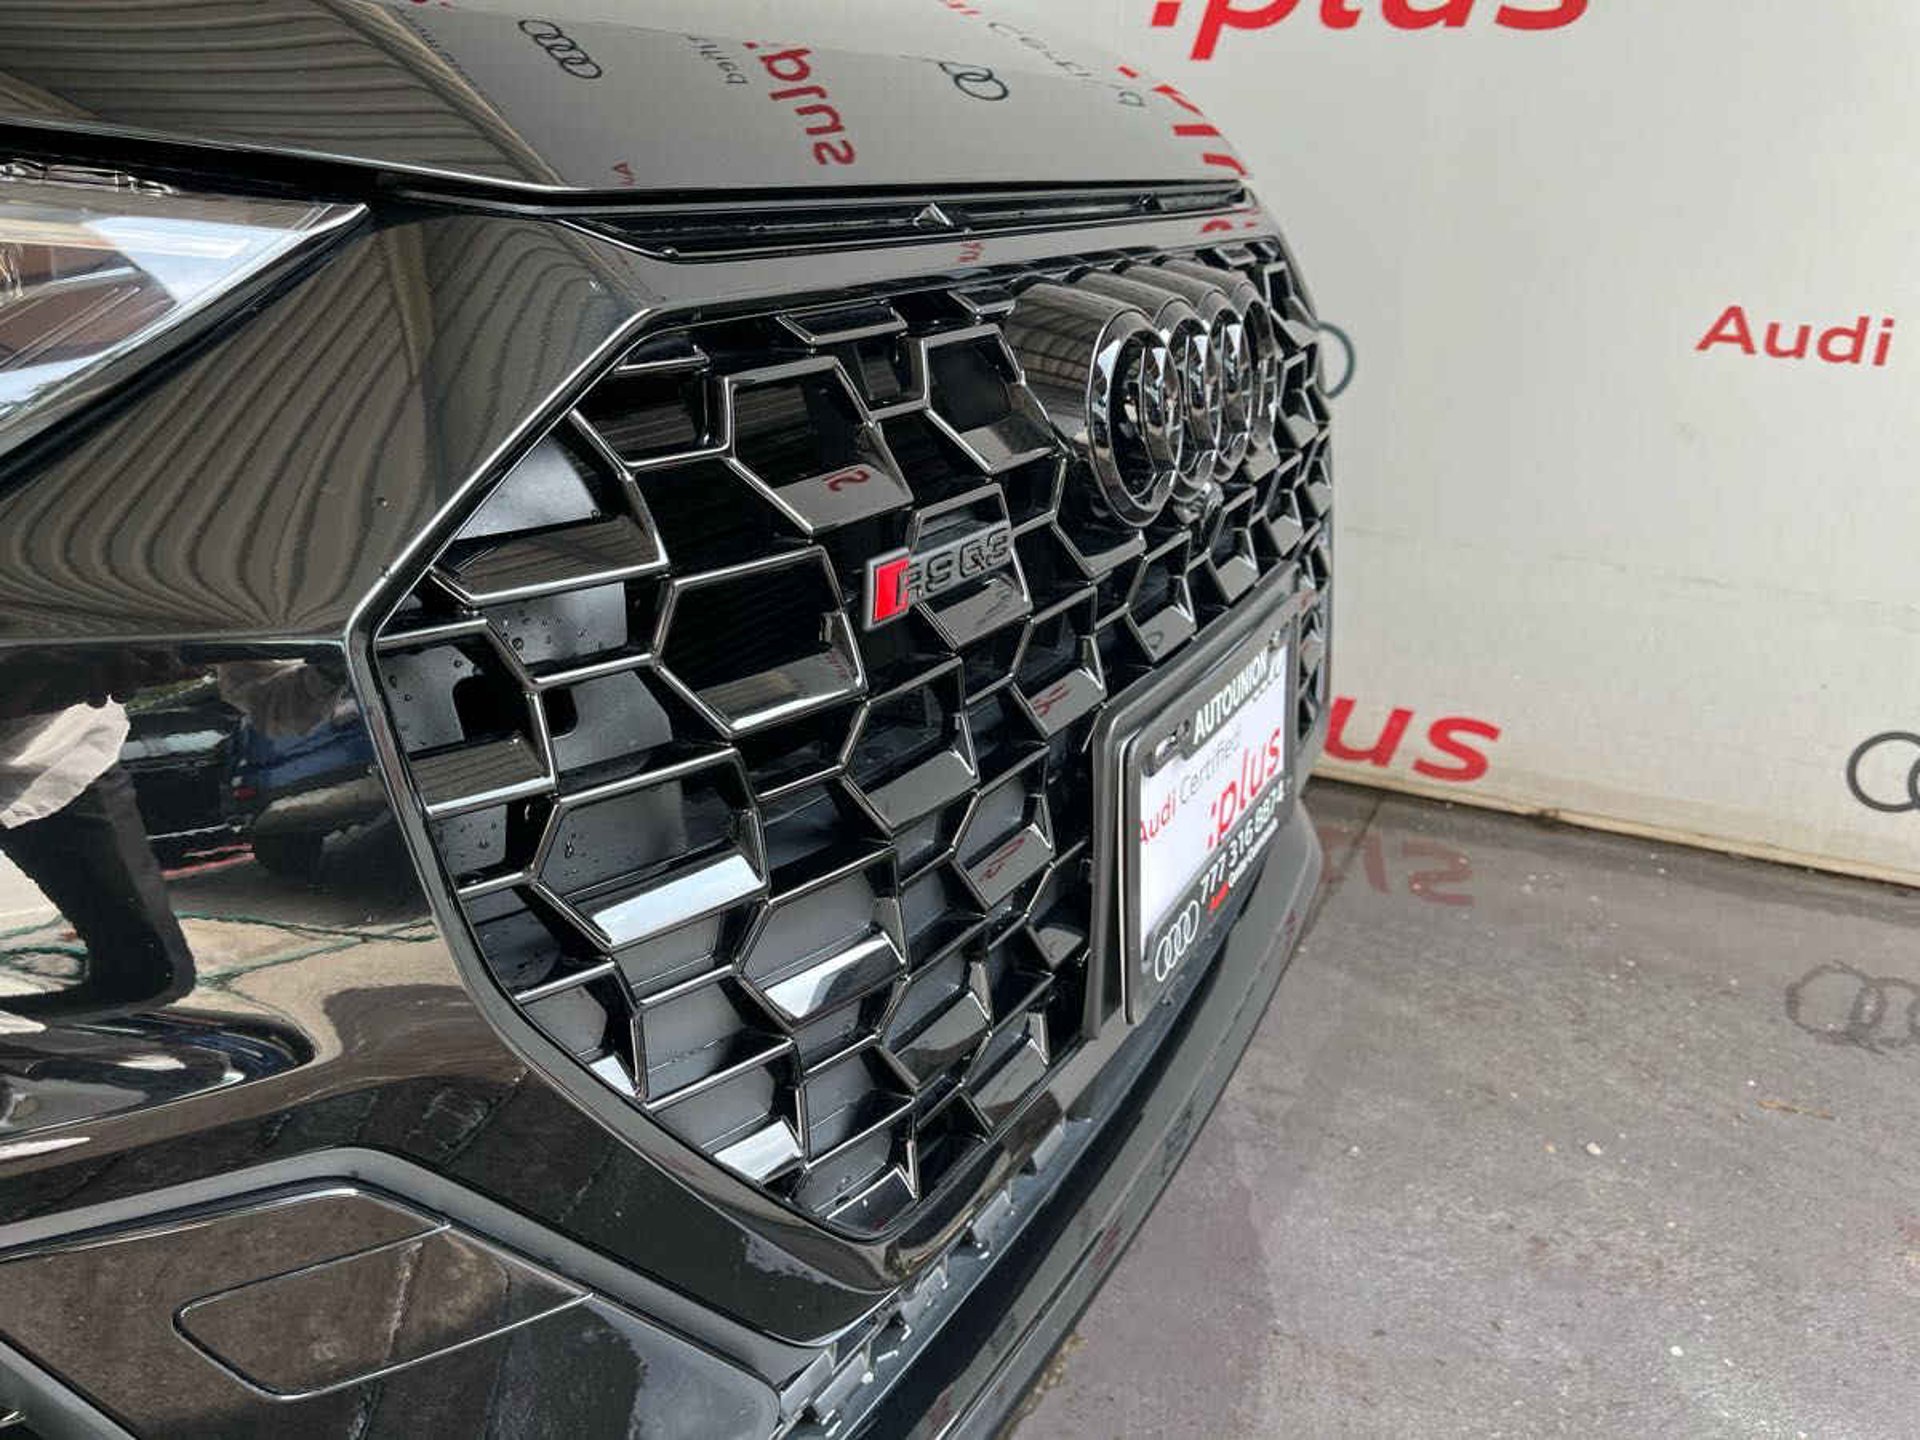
<box><xmin>120</xmin><ymin>676</ymin><xmax>243</xmax><ymax>865</ymax></box>
<box><xmin>229</xmin><ymin>699</ymin><xmax>383</xmax><ymax>879</ymax></box>
<box><xmin>123</xmin><ymin>671</ymin><xmax>383</xmax><ymax>878</ymax></box>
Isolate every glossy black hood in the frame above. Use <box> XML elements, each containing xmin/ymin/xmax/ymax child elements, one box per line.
<box><xmin>0</xmin><ymin>0</ymin><xmax>1242</xmax><ymax>197</ymax></box>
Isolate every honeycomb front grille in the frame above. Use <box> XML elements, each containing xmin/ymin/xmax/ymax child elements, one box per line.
<box><xmin>371</xmin><ymin>237</ymin><xmax>1331</xmax><ymax>1236</ymax></box>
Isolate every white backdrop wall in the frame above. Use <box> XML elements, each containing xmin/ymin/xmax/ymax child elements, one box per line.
<box><xmin>1056</xmin><ymin>0</ymin><xmax>1920</xmax><ymax>882</ymax></box>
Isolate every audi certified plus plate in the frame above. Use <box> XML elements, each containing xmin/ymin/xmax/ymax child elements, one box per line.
<box><xmin>1103</xmin><ymin>587</ymin><xmax>1299</xmax><ymax>1022</ymax></box>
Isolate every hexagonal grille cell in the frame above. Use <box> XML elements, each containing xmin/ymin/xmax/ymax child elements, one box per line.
<box><xmin>918</xmin><ymin>327</ymin><xmax>1056</xmax><ymax>479</ymax></box>
<box><xmin>578</xmin><ymin>337</ymin><xmax>720</xmax><ymax>465</ymax></box>
<box><xmin>544</xmin><ymin>757</ymin><xmax>764</xmax><ymax>965</ymax></box>
<box><xmin>725</xmin><ymin>360</ymin><xmax>913</xmax><ymax>535</ymax></box>
<box><xmin>741</xmin><ymin>854</ymin><xmax>906</xmax><ymax>1065</ymax></box>
<box><xmin>369</xmin><ymin>235</ymin><xmax>1329</xmax><ymax>1238</ymax></box>
<box><xmin>659</xmin><ymin>552</ymin><xmax>864</xmax><ymax>738</ymax></box>
<box><xmin>1127</xmin><ymin>533</ymin><xmax>1198</xmax><ymax>664</ymax></box>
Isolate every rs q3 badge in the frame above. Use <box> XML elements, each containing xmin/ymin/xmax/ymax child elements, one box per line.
<box><xmin>864</xmin><ymin>520</ymin><xmax>1015</xmax><ymax>628</ymax></box>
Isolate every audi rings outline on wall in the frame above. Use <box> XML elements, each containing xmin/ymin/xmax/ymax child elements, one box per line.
<box><xmin>1845</xmin><ymin>731</ymin><xmax>1920</xmax><ymax>813</ymax></box>
<box><xmin>1004</xmin><ymin>282</ymin><xmax>1179</xmax><ymax>527</ymax></box>
<box><xmin>937</xmin><ymin>60</ymin><xmax>1010</xmax><ymax>102</ymax></box>
<box><xmin>518</xmin><ymin>19</ymin><xmax>604</xmax><ymax>79</ymax></box>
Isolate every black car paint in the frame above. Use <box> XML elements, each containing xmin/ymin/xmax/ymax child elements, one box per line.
<box><xmin>0</xmin><ymin>5</ymin><xmax>1321</xmax><ymax>1436</ymax></box>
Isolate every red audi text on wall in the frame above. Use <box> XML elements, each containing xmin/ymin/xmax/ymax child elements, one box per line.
<box><xmin>1324</xmin><ymin>698</ymin><xmax>1501</xmax><ymax>783</ymax></box>
<box><xmin>1151</xmin><ymin>0</ymin><xmax>1588</xmax><ymax>60</ymax></box>
<box><xmin>1695</xmin><ymin>306</ymin><xmax>1896</xmax><ymax>369</ymax></box>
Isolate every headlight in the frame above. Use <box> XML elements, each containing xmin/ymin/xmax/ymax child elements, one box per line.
<box><xmin>0</xmin><ymin>162</ymin><xmax>361</xmax><ymax>459</ymax></box>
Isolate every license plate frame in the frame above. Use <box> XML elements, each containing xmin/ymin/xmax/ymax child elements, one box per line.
<box><xmin>1089</xmin><ymin>568</ymin><xmax>1305</xmax><ymax>1026</ymax></box>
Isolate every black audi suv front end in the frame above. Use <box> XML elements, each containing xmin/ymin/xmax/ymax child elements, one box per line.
<box><xmin>0</xmin><ymin>5</ymin><xmax>1333</xmax><ymax>1436</ymax></box>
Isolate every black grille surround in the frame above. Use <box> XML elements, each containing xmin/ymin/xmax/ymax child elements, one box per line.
<box><xmin>369</xmin><ymin>235</ymin><xmax>1331</xmax><ymax>1240</ymax></box>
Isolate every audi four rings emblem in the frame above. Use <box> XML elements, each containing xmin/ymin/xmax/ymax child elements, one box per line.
<box><xmin>1002</xmin><ymin>263</ymin><xmax>1286</xmax><ymax>529</ymax></box>
<box><xmin>518</xmin><ymin>19</ymin><xmax>604</xmax><ymax>80</ymax></box>
<box><xmin>938</xmin><ymin>61</ymin><xmax>1010</xmax><ymax>102</ymax></box>
<box><xmin>1845</xmin><ymin>731</ymin><xmax>1920</xmax><ymax>813</ymax></box>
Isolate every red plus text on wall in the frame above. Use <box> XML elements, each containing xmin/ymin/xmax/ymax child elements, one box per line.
<box><xmin>1152</xmin><ymin>0</ymin><xmax>1588</xmax><ymax>61</ymax></box>
<box><xmin>1323</xmin><ymin>697</ymin><xmax>1501</xmax><ymax>784</ymax></box>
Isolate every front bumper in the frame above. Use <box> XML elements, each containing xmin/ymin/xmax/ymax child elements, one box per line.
<box><xmin>0</xmin><ymin>804</ymin><xmax>1318</xmax><ymax>1439</ymax></box>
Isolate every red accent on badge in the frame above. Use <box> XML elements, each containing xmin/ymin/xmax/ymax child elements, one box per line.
<box><xmin>868</xmin><ymin>554</ymin><xmax>912</xmax><ymax>625</ymax></box>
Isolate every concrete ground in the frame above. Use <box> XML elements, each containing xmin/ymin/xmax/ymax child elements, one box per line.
<box><xmin>1017</xmin><ymin>780</ymin><xmax>1920</xmax><ymax>1439</ymax></box>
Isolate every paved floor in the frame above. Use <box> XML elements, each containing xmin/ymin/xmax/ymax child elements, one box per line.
<box><xmin>1016</xmin><ymin>781</ymin><xmax>1920</xmax><ymax>1439</ymax></box>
